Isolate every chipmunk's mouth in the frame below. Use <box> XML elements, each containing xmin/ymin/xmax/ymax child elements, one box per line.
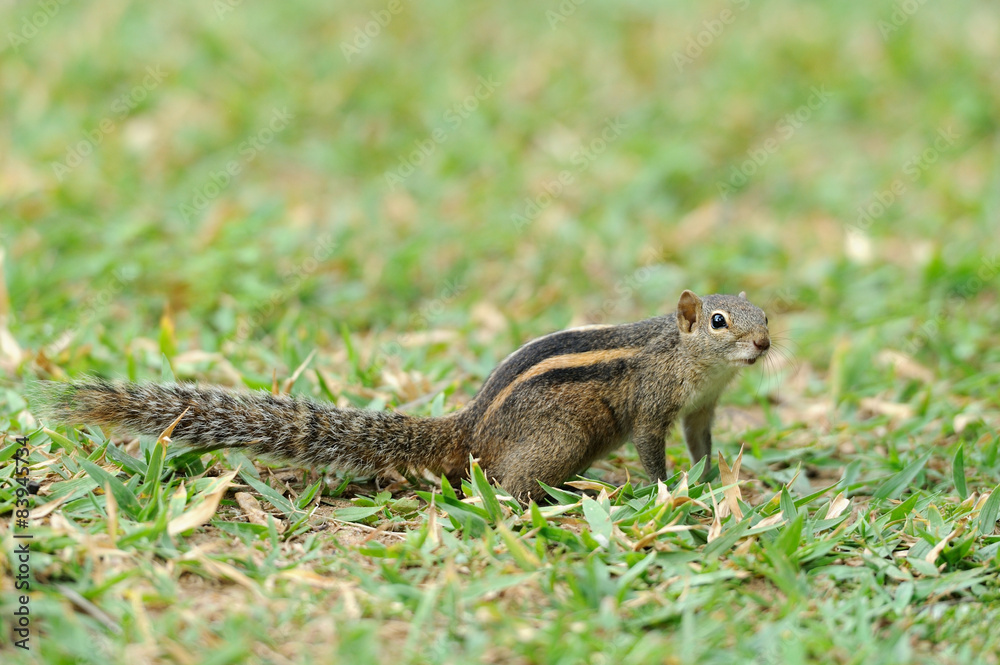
<box><xmin>741</xmin><ymin>350</ymin><xmax>770</xmax><ymax>366</ymax></box>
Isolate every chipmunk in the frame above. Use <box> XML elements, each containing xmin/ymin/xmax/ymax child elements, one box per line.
<box><xmin>31</xmin><ymin>290</ymin><xmax>770</xmax><ymax>502</ymax></box>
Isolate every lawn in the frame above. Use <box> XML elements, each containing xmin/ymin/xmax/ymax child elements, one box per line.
<box><xmin>1</xmin><ymin>0</ymin><xmax>999</xmax><ymax>663</ymax></box>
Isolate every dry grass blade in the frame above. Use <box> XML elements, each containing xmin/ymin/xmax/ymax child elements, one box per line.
<box><xmin>707</xmin><ymin>485</ymin><xmax>723</xmax><ymax>543</ymax></box>
<box><xmin>565</xmin><ymin>479</ymin><xmax>614</xmax><ymax>493</ymax></box>
<box><xmin>756</xmin><ymin>512</ymin><xmax>785</xmax><ymax>529</ymax></box>
<box><xmin>924</xmin><ymin>523</ymin><xmax>966</xmax><ymax>564</ymax></box>
<box><xmin>282</xmin><ymin>348</ymin><xmax>317</xmax><ymax>393</ymax></box>
<box><xmin>717</xmin><ymin>445</ymin><xmax>744</xmax><ymax>521</ymax></box>
<box><xmin>56</xmin><ymin>583</ymin><xmax>123</xmax><ymax>635</ymax></box>
<box><xmin>157</xmin><ymin>407</ymin><xmax>190</xmax><ymax>446</ymax></box>
<box><xmin>31</xmin><ymin>493</ymin><xmax>72</xmax><ymax>520</ymax></box>
<box><xmin>105</xmin><ymin>481</ymin><xmax>118</xmax><ymax>542</ymax></box>
<box><xmin>632</xmin><ymin>520</ymin><xmax>700</xmax><ymax>550</ymax></box>
<box><xmin>167</xmin><ymin>470</ymin><xmax>237</xmax><ymax>536</ymax></box>
<box><xmin>181</xmin><ymin>546</ymin><xmax>266</xmax><ymax>601</ymax></box>
<box><xmin>674</xmin><ymin>471</ymin><xmax>689</xmax><ymax>497</ymax></box>
<box><xmin>427</xmin><ymin>493</ymin><xmax>441</xmax><ymax>547</ymax></box>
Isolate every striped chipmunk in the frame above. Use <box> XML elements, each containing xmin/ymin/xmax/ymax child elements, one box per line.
<box><xmin>31</xmin><ymin>290</ymin><xmax>770</xmax><ymax>502</ymax></box>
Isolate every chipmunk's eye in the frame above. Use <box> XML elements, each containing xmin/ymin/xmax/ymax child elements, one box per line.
<box><xmin>711</xmin><ymin>313</ymin><xmax>727</xmax><ymax>329</ymax></box>
<box><xmin>765</xmin><ymin>316</ymin><xmax>769</xmax><ymax>326</ymax></box>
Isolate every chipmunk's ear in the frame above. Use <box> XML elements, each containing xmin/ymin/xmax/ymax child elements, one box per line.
<box><xmin>738</xmin><ymin>291</ymin><xmax>747</xmax><ymax>299</ymax></box>
<box><xmin>677</xmin><ymin>290</ymin><xmax>702</xmax><ymax>333</ymax></box>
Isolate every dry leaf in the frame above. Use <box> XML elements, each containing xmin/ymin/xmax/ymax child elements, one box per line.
<box><xmin>656</xmin><ymin>480</ymin><xmax>671</xmax><ymax>506</ymax></box>
<box><xmin>953</xmin><ymin>413</ymin><xmax>981</xmax><ymax>434</ymax></box>
<box><xmin>825</xmin><ymin>492</ymin><xmax>851</xmax><ymax>520</ymax></box>
<box><xmin>959</xmin><ymin>492</ymin><xmax>979</xmax><ymax>512</ymax></box>
<box><xmin>235</xmin><ymin>491</ymin><xmax>285</xmax><ymax>533</ymax></box>
<box><xmin>859</xmin><ymin>397</ymin><xmax>914</xmax><ymax>421</ymax></box>
<box><xmin>278</xmin><ymin>568</ymin><xmax>348</xmax><ymax>590</ymax></box>
<box><xmin>877</xmin><ymin>350</ymin><xmax>934</xmax><ymax>383</ymax></box>
<box><xmin>733</xmin><ymin>537</ymin><xmax>756</xmax><ymax>556</ymax></box>
<box><xmin>0</xmin><ymin>322</ymin><xmax>21</xmax><ymax>368</ymax></box>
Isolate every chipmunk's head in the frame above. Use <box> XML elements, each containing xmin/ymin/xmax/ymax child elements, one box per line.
<box><xmin>675</xmin><ymin>290</ymin><xmax>770</xmax><ymax>367</ymax></box>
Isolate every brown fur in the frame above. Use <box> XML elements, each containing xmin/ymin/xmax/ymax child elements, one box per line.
<box><xmin>30</xmin><ymin>290</ymin><xmax>770</xmax><ymax>502</ymax></box>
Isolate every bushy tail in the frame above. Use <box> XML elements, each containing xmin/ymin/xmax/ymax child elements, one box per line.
<box><xmin>29</xmin><ymin>380</ymin><xmax>468</xmax><ymax>476</ymax></box>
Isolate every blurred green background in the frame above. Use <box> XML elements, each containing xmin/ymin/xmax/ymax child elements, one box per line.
<box><xmin>2</xmin><ymin>0</ymin><xmax>996</xmax><ymax>393</ymax></box>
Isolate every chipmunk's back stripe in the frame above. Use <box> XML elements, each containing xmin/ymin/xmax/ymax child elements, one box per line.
<box><xmin>482</xmin><ymin>347</ymin><xmax>638</xmax><ymax>422</ymax></box>
<box><xmin>473</xmin><ymin>319</ymin><xmax>662</xmax><ymax>411</ymax></box>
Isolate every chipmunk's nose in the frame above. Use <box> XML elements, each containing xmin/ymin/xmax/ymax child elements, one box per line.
<box><xmin>754</xmin><ymin>337</ymin><xmax>770</xmax><ymax>351</ymax></box>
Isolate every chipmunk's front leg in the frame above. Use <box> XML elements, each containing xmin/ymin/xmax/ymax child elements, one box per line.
<box><xmin>682</xmin><ymin>403</ymin><xmax>716</xmax><ymax>481</ymax></box>
<box><xmin>632</xmin><ymin>424</ymin><xmax>670</xmax><ymax>483</ymax></box>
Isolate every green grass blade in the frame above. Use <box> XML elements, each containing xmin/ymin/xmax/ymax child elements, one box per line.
<box><xmin>978</xmin><ymin>485</ymin><xmax>1000</xmax><ymax>536</ymax></box>
<box><xmin>953</xmin><ymin>444</ymin><xmax>968</xmax><ymax>500</ymax></box>
<box><xmin>872</xmin><ymin>453</ymin><xmax>931</xmax><ymax>501</ymax></box>
<box><xmin>470</xmin><ymin>459</ymin><xmax>503</xmax><ymax>522</ymax></box>
<box><xmin>78</xmin><ymin>459</ymin><xmax>143</xmax><ymax>518</ymax></box>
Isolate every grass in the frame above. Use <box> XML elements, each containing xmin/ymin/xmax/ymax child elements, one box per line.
<box><xmin>2</xmin><ymin>0</ymin><xmax>1000</xmax><ymax>662</ymax></box>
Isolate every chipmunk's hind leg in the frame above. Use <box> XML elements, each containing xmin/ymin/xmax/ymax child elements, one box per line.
<box><xmin>485</xmin><ymin>431</ymin><xmax>593</xmax><ymax>504</ymax></box>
